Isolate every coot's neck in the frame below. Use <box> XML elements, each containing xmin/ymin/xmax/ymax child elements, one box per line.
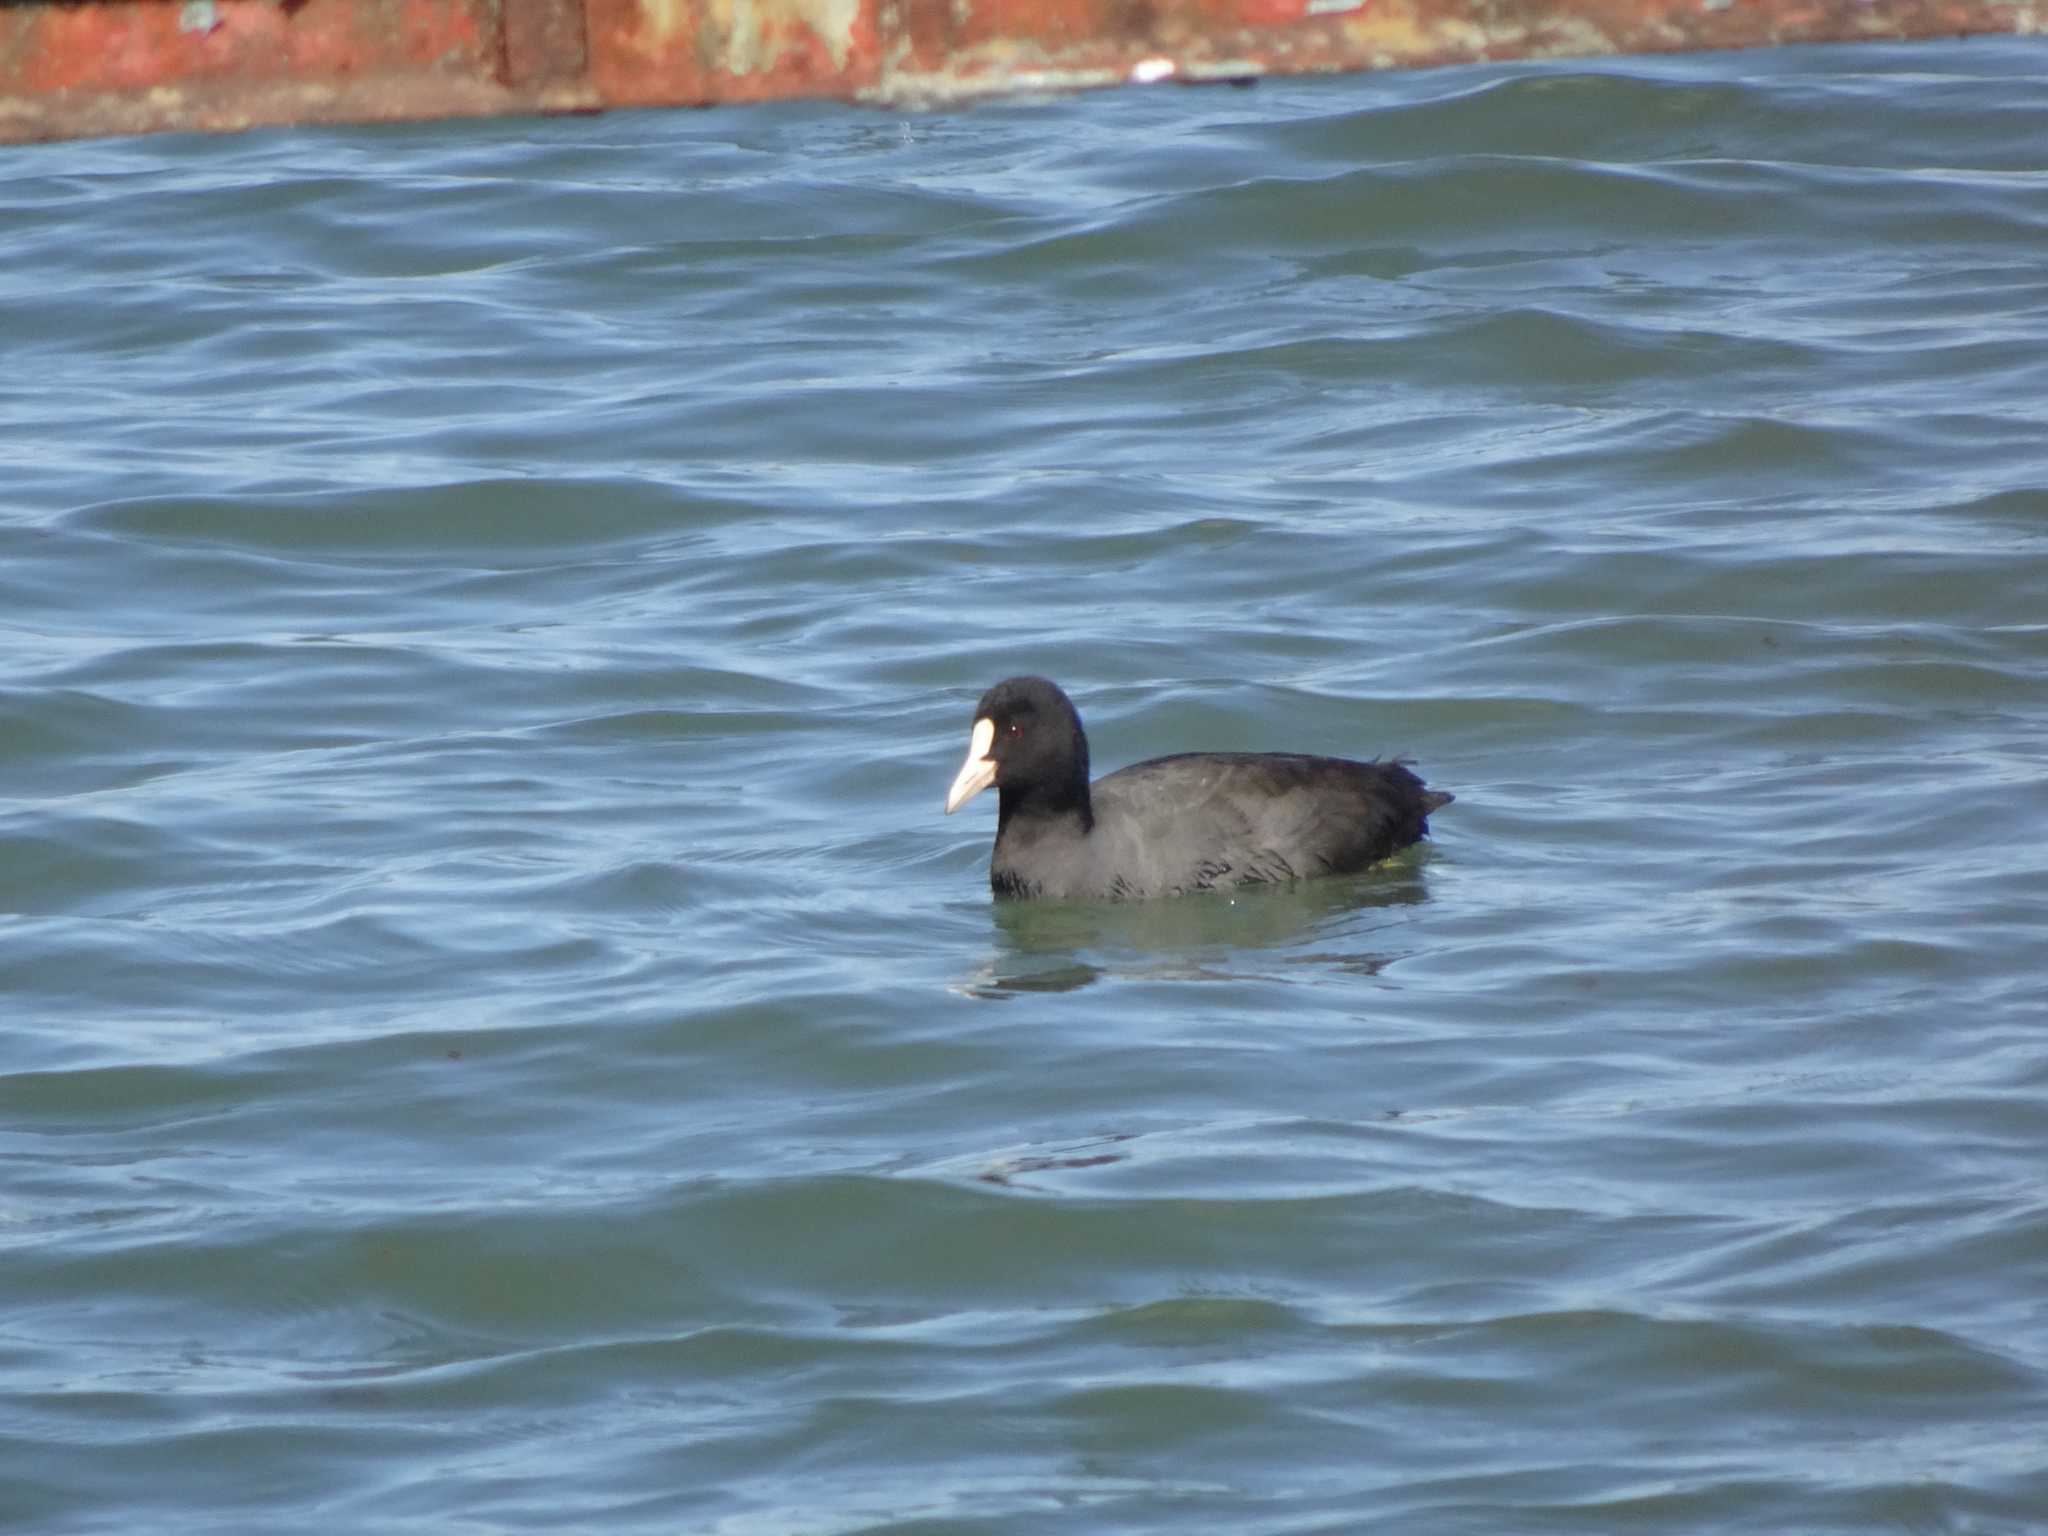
<box><xmin>996</xmin><ymin>732</ymin><xmax>1094</xmax><ymax>837</ymax></box>
<box><xmin>997</xmin><ymin>783</ymin><xmax>1094</xmax><ymax>838</ymax></box>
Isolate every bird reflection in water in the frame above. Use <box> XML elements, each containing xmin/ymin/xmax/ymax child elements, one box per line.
<box><xmin>955</xmin><ymin>860</ymin><xmax>1434</xmax><ymax>1000</ymax></box>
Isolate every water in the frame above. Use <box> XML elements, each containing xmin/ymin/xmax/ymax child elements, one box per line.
<box><xmin>4</xmin><ymin>38</ymin><xmax>2047</xmax><ymax>1534</ymax></box>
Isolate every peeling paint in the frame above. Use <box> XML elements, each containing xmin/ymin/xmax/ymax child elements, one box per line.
<box><xmin>719</xmin><ymin>0</ymin><xmax>862</xmax><ymax>74</ymax></box>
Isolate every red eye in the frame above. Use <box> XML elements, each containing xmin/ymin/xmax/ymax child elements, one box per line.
<box><xmin>1007</xmin><ymin>723</ymin><xmax>1023</xmax><ymax>737</ymax></box>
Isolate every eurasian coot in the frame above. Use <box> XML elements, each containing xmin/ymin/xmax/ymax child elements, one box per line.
<box><xmin>944</xmin><ymin>676</ymin><xmax>1453</xmax><ymax>902</ymax></box>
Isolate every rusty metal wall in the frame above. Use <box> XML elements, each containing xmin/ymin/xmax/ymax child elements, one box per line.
<box><xmin>2</xmin><ymin>0</ymin><xmax>2043</xmax><ymax>145</ymax></box>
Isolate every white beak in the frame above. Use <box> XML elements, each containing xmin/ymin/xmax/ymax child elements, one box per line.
<box><xmin>944</xmin><ymin>717</ymin><xmax>998</xmax><ymax>814</ymax></box>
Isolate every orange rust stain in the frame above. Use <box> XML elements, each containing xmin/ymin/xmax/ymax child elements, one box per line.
<box><xmin>12</xmin><ymin>0</ymin><xmax>489</xmax><ymax>97</ymax></box>
<box><xmin>16</xmin><ymin>7</ymin><xmax>240</xmax><ymax>94</ymax></box>
<box><xmin>1236</xmin><ymin>0</ymin><xmax>1308</xmax><ymax>24</ymax></box>
<box><xmin>398</xmin><ymin>0</ymin><xmax>490</xmax><ymax>67</ymax></box>
<box><xmin>585</xmin><ymin>0</ymin><xmax>692</xmax><ymax>87</ymax></box>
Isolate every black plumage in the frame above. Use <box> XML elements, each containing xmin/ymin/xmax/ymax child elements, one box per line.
<box><xmin>944</xmin><ymin>676</ymin><xmax>1452</xmax><ymax>902</ymax></box>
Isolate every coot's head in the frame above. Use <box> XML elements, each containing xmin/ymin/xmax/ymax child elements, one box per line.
<box><xmin>943</xmin><ymin>676</ymin><xmax>1092</xmax><ymax>817</ymax></box>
